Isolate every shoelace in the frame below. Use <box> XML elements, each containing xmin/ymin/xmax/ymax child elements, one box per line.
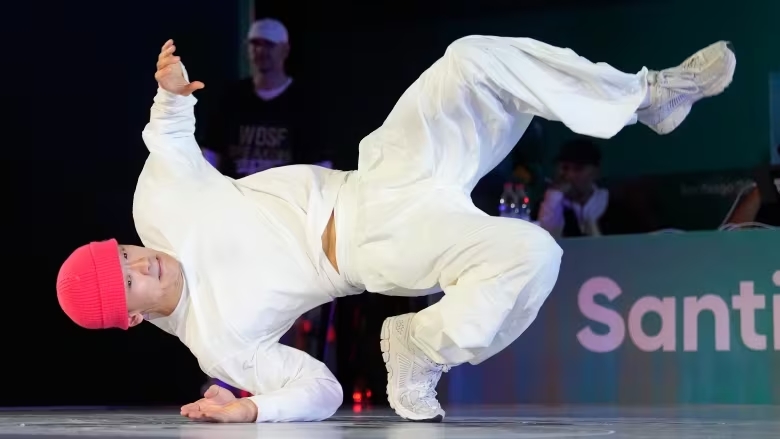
<box><xmin>410</xmin><ymin>369</ymin><xmax>443</xmax><ymax>408</ymax></box>
<box><xmin>406</xmin><ymin>350</ymin><xmax>451</xmax><ymax>408</ymax></box>
<box><xmin>651</xmin><ymin>70</ymin><xmax>702</xmax><ymax>95</ymax></box>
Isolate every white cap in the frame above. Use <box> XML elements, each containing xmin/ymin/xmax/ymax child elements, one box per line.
<box><xmin>247</xmin><ymin>18</ymin><xmax>288</xmax><ymax>44</ymax></box>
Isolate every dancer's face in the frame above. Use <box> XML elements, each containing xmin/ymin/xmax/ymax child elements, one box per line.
<box><xmin>248</xmin><ymin>38</ymin><xmax>289</xmax><ymax>74</ymax></box>
<box><xmin>117</xmin><ymin>244</ymin><xmax>182</xmax><ymax>327</ymax></box>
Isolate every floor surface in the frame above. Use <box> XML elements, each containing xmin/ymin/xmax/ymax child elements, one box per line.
<box><xmin>0</xmin><ymin>405</ymin><xmax>777</xmax><ymax>438</ymax></box>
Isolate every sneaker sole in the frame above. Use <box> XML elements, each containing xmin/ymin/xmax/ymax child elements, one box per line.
<box><xmin>702</xmin><ymin>42</ymin><xmax>736</xmax><ymax>98</ymax></box>
<box><xmin>380</xmin><ymin>317</ymin><xmax>444</xmax><ymax>423</ymax></box>
<box><xmin>648</xmin><ymin>42</ymin><xmax>736</xmax><ymax>135</ymax></box>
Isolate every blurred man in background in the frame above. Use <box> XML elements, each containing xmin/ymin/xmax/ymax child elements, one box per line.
<box><xmin>202</xmin><ymin>18</ymin><xmax>332</xmax><ymax>178</ymax></box>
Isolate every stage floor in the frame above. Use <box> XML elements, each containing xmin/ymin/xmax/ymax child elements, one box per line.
<box><xmin>0</xmin><ymin>405</ymin><xmax>778</xmax><ymax>438</ymax></box>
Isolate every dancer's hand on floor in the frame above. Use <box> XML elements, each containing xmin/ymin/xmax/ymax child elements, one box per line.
<box><xmin>180</xmin><ymin>385</ymin><xmax>258</xmax><ymax>423</ymax></box>
<box><xmin>155</xmin><ymin>39</ymin><xmax>205</xmax><ymax>96</ymax></box>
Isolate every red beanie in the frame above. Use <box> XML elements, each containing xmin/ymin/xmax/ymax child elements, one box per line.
<box><xmin>56</xmin><ymin>238</ymin><xmax>129</xmax><ymax>330</ymax></box>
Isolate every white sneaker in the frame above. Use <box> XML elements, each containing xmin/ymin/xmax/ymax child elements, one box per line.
<box><xmin>637</xmin><ymin>41</ymin><xmax>736</xmax><ymax>134</ymax></box>
<box><xmin>380</xmin><ymin>313</ymin><xmax>449</xmax><ymax>422</ymax></box>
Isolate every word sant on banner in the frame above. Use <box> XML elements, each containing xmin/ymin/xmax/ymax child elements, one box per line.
<box><xmin>576</xmin><ymin>271</ymin><xmax>780</xmax><ymax>353</ymax></box>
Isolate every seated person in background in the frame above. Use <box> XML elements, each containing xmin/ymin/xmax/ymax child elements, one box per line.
<box><xmin>538</xmin><ymin>139</ymin><xmax>609</xmax><ymax>237</ymax></box>
<box><xmin>537</xmin><ymin>139</ymin><xmax>658</xmax><ymax>238</ymax></box>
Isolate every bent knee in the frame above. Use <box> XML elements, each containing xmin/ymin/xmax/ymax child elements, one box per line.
<box><xmin>317</xmin><ymin>378</ymin><xmax>344</xmax><ymax>420</ymax></box>
<box><xmin>510</xmin><ymin>219</ymin><xmax>562</xmax><ymax>255</ymax></box>
<box><xmin>496</xmin><ymin>220</ymin><xmax>563</xmax><ymax>273</ymax></box>
<box><xmin>511</xmin><ymin>225</ymin><xmax>562</xmax><ymax>302</ymax></box>
<box><xmin>533</xmin><ymin>225</ymin><xmax>564</xmax><ymax>264</ymax></box>
<box><xmin>536</xmin><ymin>226</ymin><xmax>563</xmax><ymax>270</ymax></box>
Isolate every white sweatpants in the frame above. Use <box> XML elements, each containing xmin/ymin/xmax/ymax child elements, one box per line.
<box><xmin>344</xmin><ymin>35</ymin><xmax>649</xmax><ymax>366</ymax></box>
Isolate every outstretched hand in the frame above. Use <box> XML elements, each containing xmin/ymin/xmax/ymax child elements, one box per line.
<box><xmin>180</xmin><ymin>385</ymin><xmax>258</xmax><ymax>423</ymax></box>
<box><xmin>155</xmin><ymin>39</ymin><xmax>205</xmax><ymax>96</ymax></box>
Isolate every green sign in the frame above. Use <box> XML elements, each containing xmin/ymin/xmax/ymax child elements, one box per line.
<box><xmin>443</xmin><ymin>230</ymin><xmax>780</xmax><ymax>405</ymax></box>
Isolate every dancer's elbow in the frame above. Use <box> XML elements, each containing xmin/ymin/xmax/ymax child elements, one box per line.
<box><xmin>317</xmin><ymin>377</ymin><xmax>344</xmax><ymax>419</ymax></box>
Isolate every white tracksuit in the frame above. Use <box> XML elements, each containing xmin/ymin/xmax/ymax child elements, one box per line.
<box><xmin>139</xmin><ymin>35</ymin><xmax>648</xmax><ymax>422</ymax></box>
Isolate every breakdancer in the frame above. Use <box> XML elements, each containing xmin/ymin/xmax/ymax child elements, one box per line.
<box><xmin>56</xmin><ymin>35</ymin><xmax>735</xmax><ymax>423</ymax></box>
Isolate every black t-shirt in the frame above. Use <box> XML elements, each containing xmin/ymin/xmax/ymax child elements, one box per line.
<box><xmin>202</xmin><ymin>78</ymin><xmax>330</xmax><ymax>179</ymax></box>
